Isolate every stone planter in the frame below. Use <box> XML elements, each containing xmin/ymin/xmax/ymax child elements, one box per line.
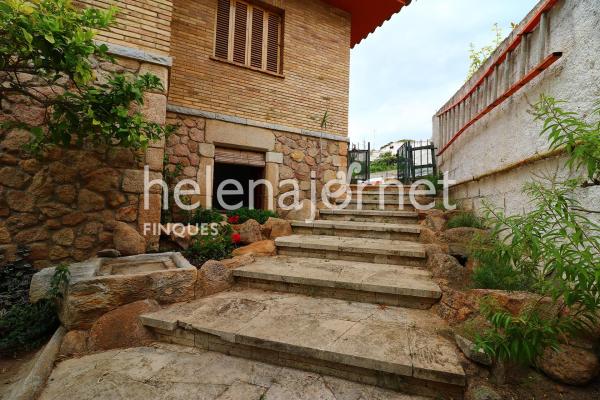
<box><xmin>30</xmin><ymin>252</ymin><xmax>197</xmax><ymax>329</ymax></box>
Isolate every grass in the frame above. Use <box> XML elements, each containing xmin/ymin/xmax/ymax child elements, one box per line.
<box><xmin>447</xmin><ymin>212</ymin><xmax>485</xmax><ymax>229</ymax></box>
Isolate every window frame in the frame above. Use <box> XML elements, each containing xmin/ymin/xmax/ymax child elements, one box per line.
<box><xmin>211</xmin><ymin>0</ymin><xmax>285</xmax><ymax>77</ymax></box>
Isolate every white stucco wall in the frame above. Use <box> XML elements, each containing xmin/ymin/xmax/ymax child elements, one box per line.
<box><xmin>432</xmin><ymin>0</ymin><xmax>600</xmax><ymax>217</ymax></box>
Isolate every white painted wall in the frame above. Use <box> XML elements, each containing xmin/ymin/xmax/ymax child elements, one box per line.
<box><xmin>432</xmin><ymin>0</ymin><xmax>600</xmax><ymax>217</ymax></box>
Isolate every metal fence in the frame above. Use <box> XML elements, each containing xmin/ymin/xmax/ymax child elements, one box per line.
<box><xmin>397</xmin><ymin>140</ymin><xmax>437</xmax><ymax>183</ymax></box>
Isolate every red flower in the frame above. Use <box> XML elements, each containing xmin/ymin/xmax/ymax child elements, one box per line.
<box><xmin>228</xmin><ymin>215</ymin><xmax>240</xmax><ymax>224</ymax></box>
<box><xmin>231</xmin><ymin>233</ymin><xmax>241</xmax><ymax>244</ymax></box>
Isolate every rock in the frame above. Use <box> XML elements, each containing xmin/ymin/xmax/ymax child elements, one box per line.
<box><xmin>233</xmin><ymin>219</ymin><xmax>263</xmax><ymax>244</ymax></box>
<box><xmin>52</xmin><ymin>228</ymin><xmax>75</xmax><ymax>246</ymax></box>
<box><xmin>424</xmin><ymin>209</ymin><xmax>446</xmax><ymax>232</ymax></box>
<box><xmin>0</xmin><ymin>166</ymin><xmax>30</xmax><ymax>189</ymax></box>
<box><xmin>164</xmin><ymin>223</ymin><xmax>200</xmax><ymax>250</ymax></box>
<box><xmin>455</xmin><ymin>334</ymin><xmax>492</xmax><ymax>366</ymax></box>
<box><xmin>466</xmin><ymin>384</ymin><xmax>502</xmax><ymax>400</ymax></box>
<box><xmin>232</xmin><ymin>240</ymin><xmax>276</xmax><ymax>257</ymax></box>
<box><xmin>113</xmin><ymin>222</ymin><xmax>146</xmax><ymax>256</ymax></box>
<box><xmin>195</xmin><ymin>260</ymin><xmax>234</xmax><ymax>298</ymax></box>
<box><xmin>428</xmin><ymin>253</ymin><xmax>466</xmax><ymax>284</ymax></box>
<box><xmin>97</xmin><ymin>249</ymin><xmax>121</xmax><ymax>258</ymax></box>
<box><xmin>285</xmin><ymin>199</ymin><xmax>317</xmax><ymax>221</ymax></box>
<box><xmin>539</xmin><ymin>344</ymin><xmax>600</xmax><ymax>385</ymax></box>
<box><xmin>443</xmin><ymin>227</ymin><xmax>488</xmax><ymax>257</ymax></box>
<box><xmin>261</xmin><ymin>217</ymin><xmax>292</xmax><ymax>239</ymax></box>
<box><xmin>88</xmin><ymin>300</ymin><xmax>160</xmax><ymax>351</ymax></box>
<box><xmin>221</xmin><ymin>254</ymin><xmax>255</xmax><ymax>269</ymax></box>
<box><xmin>78</xmin><ymin>189</ymin><xmax>105</xmax><ymax>212</ymax></box>
<box><xmin>59</xmin><ymin>330</ymin><xmax>89</xmax><ymax>357</ymax></box>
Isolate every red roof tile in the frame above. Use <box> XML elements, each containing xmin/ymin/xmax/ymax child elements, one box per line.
<box><xmin>322</xmin><ymin>0</ymin><xmax>411</xmax><ymax>47</ymax></box>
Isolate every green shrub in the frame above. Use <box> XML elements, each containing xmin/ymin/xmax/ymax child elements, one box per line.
<box><xmin>447</xmin><ymin>212</ymin><xmax>485</xmax><ymax>229</ymax></box>
<box><xmin>226</xmin><ymin>208</ymin><xmax>277</xmax><ymax>224</ymax></box>
<box><xmin>0</xmin><ymin>300</ymin><xmax>59</xmax><ymax>356</ymax></box>
<box><xmin>471</xmin><ymin>247</ymin><xmax>537</xmax><ymax>291</ymax></box>
<box><xmin>188</xmin><ymin>207</ymin><xmax>225</xmax><ymax>225</ymax></box>
<box><xmin>185</xmin><ymin>224</ymin><xmax>234</xmax><ymax>266</ymax></box>
<box><xmin>473</xmin><ymin>179</ymin><xmax>600</xmax><ymax>365</ymax></box>
<box><xmin>0</xmin><ymin>263</ymin><xmax>70</xmax><ymax>357</ymax></box>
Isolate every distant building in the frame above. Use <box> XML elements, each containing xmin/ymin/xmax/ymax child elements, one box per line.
<box><xmin>371</xmin><ymin>140</ymin><xmax>409</xmax><ymax>160</ymax></box>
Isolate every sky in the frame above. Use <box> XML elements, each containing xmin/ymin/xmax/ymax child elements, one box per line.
<box><xmin>348</xmin><ymin>0</ymin><xmax>539</xmax><ymax>149</ymax></box>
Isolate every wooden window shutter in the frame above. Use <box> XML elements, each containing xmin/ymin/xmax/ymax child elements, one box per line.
<box><xmin>266</xmin><ymin>13</ymin><xmax>281</xmax><ymax>73</ymax></box>
<box><xmin>250</xmin><ymin>7</ymin><xmax>264</xmax><ymax>69</ymax></box>
<box><xmin>233</xmin><ymin>1</ymin><xmax>248</xmax><ymax>65</ymax></box>
<box><xmin>215</xmin><ymin>0</ymin><xmax>230</xmax><ymax>59</ymax></box>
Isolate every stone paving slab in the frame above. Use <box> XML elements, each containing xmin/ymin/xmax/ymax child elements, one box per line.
<box><xmin>39</xmin><ymin>344</ymin><xmax>429</xmax><ymax>400</ymax></box>
<box><xmin>275</xmin><ymin>235</ymin><xmax>427</xmax><ymax>258</ymax></box>
<box><xmin>141</xmin><ymin>289</ymin><xmax>465</xmax><ymax>387</ymax></box>
<box><xmin>233</xmin><ymin>256</ymin><xmax>440</xmax><ymax>299</ymax></box>
<box><xmin>291</xmin><ymin>220</ymin><xmax>421</xmax><ymax>233</ymax></box>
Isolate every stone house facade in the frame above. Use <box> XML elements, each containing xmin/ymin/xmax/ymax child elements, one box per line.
<box><xmin>0</xmin><ymin>0</ymin><xmax>410</xmax><ymax>266</ymax></box>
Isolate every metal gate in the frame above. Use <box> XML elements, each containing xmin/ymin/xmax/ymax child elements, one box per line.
<box><xmin>397</xmin><ymin>140</ymin><xmax>437</xmax><ymax>184</ymax></box>
<box><xmin>347</xmin><ymin>143</ymin><xmax>370</xmax><ymax>183</ymax></box>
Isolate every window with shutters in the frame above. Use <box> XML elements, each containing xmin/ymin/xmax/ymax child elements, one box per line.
<box><xmin>213</xmin><ymin>0</ymin><xmax>283</xmax><ymax>75</ymax></box>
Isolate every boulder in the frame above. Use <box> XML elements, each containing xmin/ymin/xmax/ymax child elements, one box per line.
<box><xmin>221</xmin><ymin>254</ymin><xmax>255</xmax><ymax>269</ymax></box>
<box><xmin>285</xmin><ymin>199</ymin><xmax>317</xmax><ymax>221</ymax></box>
<box><xmin>428</xmin><ymin>253</ymin><xmax>467</xmax><ymax>284</ymax></box>
<box><xmin>165</xmin><ymin>223</ymin><xmax>199</xmax><ymax>250</ymax></box>
<box><xmin>195</xmin><ymin>260</ymin><xmax>234</xmax><ymax>298</ymax></box>
<box><xmin>455</xmin><ymin>334</ymin><xmax>492</xmax><ymax>366</ymax></box>
<box><xmin>59</xmin><ymin>330</ymin><xmax>89</xmax><ymax>357</ymax></box>
<box><xmin>442</xmin><ymin>227</ymin><xmax>487</xmax><ymax>257</ymax></box>
<box><xmin>261</xmin><ymin>217</ymin><xmax>292</xmax><ymax>239</ymax></box>
<box><xmin>233</xmin><ymin>219</ymin><xmax>263</xmax><ymax>244</ymax></box>
<box><xmin>232</xmin><ymin>240</ymin><xmax>276</xmax><ymax>257</ymax></box>
<box><xmin>88</xmin><ymin>299</ymin><xmax>160</xmax><ymax>351</ymax></box>
<box><xmin>423</xmin><ymin>209</ymin><xmax>446</xmax><ymax>232</ymax></box>
<box><xmin>539</xmin><ymin>344</ymin><xmax>600</xmax><ymax>385</ymax></box>
<box><xmin>113</xmin><ymin>222</ymin><xmax>146</xmax><ymax>255</ymax></box>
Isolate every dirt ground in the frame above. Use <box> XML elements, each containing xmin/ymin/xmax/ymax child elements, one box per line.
<box><xmin>0</xmin><ymin>348</ymin><xmax>40</xmax><ymax>398</ymax></box>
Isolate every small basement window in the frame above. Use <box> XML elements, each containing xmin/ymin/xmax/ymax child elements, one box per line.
<box><xmin>214</xmin><ymin>0</ymin><xmax>283</xmax><ymax>74</ymax></box>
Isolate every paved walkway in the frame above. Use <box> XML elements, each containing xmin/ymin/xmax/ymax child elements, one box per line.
<box><xmin>39</xmin><ymin>344</ymin><xmax>428</xmax><ymax>400</ymax></box>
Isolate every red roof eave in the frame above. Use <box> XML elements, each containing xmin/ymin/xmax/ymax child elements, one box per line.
<box><xmin>321</xmin><ymin>0</ymin><xmax>411</xmax><ymax>48</ymax></box>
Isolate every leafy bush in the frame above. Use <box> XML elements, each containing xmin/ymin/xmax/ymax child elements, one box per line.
<box><xmin>473</xmin><ymin>179</ymin><xmax>600</xmax><ymax>365</ymax></box>
<box><xmin>188</xmin><ymin>207</ymin><xmax>224</xmax><ymax>225</ymax></box>
<box><xmin>447</xmin><ymin>212</ymin><xmax>485</xmax><ymax>229</ymax></box>
<box><xmin>226</xmin><ymin>208</ymin><xmax>277</xmax><ymax>225</ymax></box>
<box><xmin>0</xmin><ymin>263</ymin><xmax>70</xmax><ymax>357</ymax></box>
<box><xmin>370</xmin><ymin>151</ymin><xmax>397</xmax><ymax>173</ymax></box>
<box><xmin>0</xmin><ymin>0</ymin><xmax>174</xmax><ymax>153</ymax></box>
<box><xmin>185</xmin><ymin>224</ymin><xmax>235</xmax><ymax>266</ymax></box>
<box><xmin>532</xmin><ymin>95</ymin><xmax>600</xmax><ymax>184</ymax></box>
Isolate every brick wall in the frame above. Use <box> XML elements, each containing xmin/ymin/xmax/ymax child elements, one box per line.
<box><xmin>78</xmin><ymin>0</ymin><xmax>173</xmax><ymax>55</ymax></box>
<box><xmin>168</xmin><ymin>0</ymin><xmax>351</xmax><ymax>137</ymax></box>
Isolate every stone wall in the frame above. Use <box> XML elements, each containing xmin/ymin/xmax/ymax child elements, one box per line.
<box><xmin>168</xmin><ymin>0</ymin><xmax>351</xmax><ymax>137</ymax></box>
<box><xmin>0</xmin><ymin>56</ymin><xmax>168</xmax><ymax>268</ymax></box>
<box><xmin>163</xmin><ymin>111</ymin><xmax>348</xmax><ymax>218</ymax></box>
<box><xmin>432</xmin><ymin>0</ymin><xmax>600</xmax><ymax>216</ymax></box>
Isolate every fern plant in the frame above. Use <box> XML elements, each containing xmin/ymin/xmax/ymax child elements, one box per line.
<box><xmin>532</xmin><ymin>95</ymin><xmax>600</xmax><ymax>184</ymax></box>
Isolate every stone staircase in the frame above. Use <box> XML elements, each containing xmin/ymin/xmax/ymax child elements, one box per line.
<box><xmin>141</xmin><ymin>185</ymin><xmax>466</xmax><ymax>399</ymax></box>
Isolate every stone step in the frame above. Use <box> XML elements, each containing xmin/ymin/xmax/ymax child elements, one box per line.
<box><xmin>319</xmin><ymin>209</ymin><xmax>419</xmax><ymax>224</ymax></box>
<box><xmin>291</xmin><ymin>220</ymin><xmax>421</xmax><ymax>241</ymax></box>
<box><xmin>275</xmin><ymin>235</ymin><xmax>427</xmax><ymax>267</ymax></box>
<box><xmin>140</xmin><ymin>289</ymin><xmax>466</xmax><ymax>399</ymax></box>
<box><xmin>233</xmin><ymin>256</ymin><xmax>441</xmax><ymax>308</ymax></box>
<box><xmin>333</xmin><ymin>199</ymin><xmax>417</xmax><ymax>211</ymax></box>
